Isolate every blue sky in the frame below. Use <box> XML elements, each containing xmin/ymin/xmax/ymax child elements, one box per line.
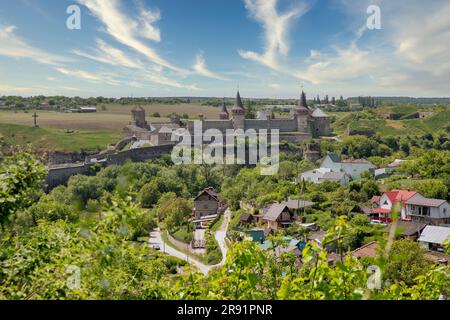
<box><xmin>0</xmin><ymin>0</ymin><xmax>449</xmax><ymax>98</ymax></box>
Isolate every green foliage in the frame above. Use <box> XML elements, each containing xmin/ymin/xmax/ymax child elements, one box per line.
<box><xmin>172</xmin><ymin>225</ymin><xmax>193</xmax><ymax>243</ymax></box>
<box><xmin>388</xmin><ymin>179</ymin><xmax>448</xmax><ymax>200</ymax></box>
<box><xmin>0</xmin><ymin>150</ymin><xmax>46</xmax><ymax>224</ymax></box>
<box><xmin>139</xmin><ymin>181</ymin><xmax>161</xmax><ymax>208</ymax></box>
<box><xmin>383</xmin><ymin>239</ymin><xmax>432</xmax><ymax>286</ymax></box>
<box><xmin>0</xmin><ymin>198</ymin><xmax>173</xmax><ymax>299</ymax></box>
<box><xmin>204</xmin><ymin>231</ymin><xmax>222</xmax><ymax>265</ymax></box>
<box><xmin>156</xmin><ymin>193</ymin><xmax>192</xmax><ymax>232</ymax></box>
<box><xmin>1</xmin><ymin>148</ymin><xmax>449</xmax><ymax>300</ymax></box>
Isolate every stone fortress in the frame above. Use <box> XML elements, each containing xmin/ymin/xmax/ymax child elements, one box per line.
<box><xmin>46</xmin><ymin>90</ymin><xmax>331</xmax><ymax>190</ymax></box>
<box><xmin>123</xmin><ymin>90</ymin><xmax>331</xmax><ymax>146</ymax></box>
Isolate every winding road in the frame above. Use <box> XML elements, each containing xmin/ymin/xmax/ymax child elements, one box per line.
<box><xmin>148</xmin><ymin>209</ymin><xmax>231</xmax><ymax>275</ymax></box>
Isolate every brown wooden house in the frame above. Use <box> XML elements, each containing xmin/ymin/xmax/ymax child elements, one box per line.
<box><xmin>263</xmin><ymin>203</ymin><xmax>296</xmax><ymax>231</ymax></box>
<box><xmin>192</xmin><ymin>187</ymin><xmax>226</xmax><ymax>229</ymax></box>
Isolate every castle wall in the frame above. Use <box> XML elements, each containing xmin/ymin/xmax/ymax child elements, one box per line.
<box><xmin>45</xmin><ymin>163</ymin><xmax>95</xmax><ymax>190</ymax></box>
<box><xmin>45</xmin><ymin>145</ymin><xmax>174</xmax><ymax>191</ymax></box>
<box><xmin>266</xmin><ymin>119</ymin><xmax>298</xmax><ymax>132</ymax></box>
<box><xmin>279</xmin><ymin>133</ymin><xmax>312</xmax><ymax>143</ymax></box>
<box><xmin>187</xmin><ymin>120</ymin><xmax>233</xmax><ymax>134</ymax></box>
<box><xmin>244</xmin><ymin>119</ymin><xmax>269</xmax><ymax>131</ymax></box>
<box><xmin>107</xmin><ymin>144</ymin><xmax>174</xmax><ymax>165</ymax></box>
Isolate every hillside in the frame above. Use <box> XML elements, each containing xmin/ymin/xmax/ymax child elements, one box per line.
<box><xmin>333</xmin><ymin>108</ymin><xmax>450</xmax><ymax>136</ymax></box>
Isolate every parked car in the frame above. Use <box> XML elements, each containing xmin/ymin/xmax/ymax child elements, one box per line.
<box><xmin>152</xmin><ymin>245</ymin><xmax>161</xmax><ymax>251</ymax></box>
<box><xmin>371</xmin><ymin>220</ymin><xmax>387</xmax><ymax>226</ymax></box>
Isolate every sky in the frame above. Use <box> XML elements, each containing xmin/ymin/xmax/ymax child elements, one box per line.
<box><xmin>0</xmin><ymin>0</ymin><xmax>449</xmax><ymax>98</ymax></box>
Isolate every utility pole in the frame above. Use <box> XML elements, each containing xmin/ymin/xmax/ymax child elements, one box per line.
<box><xmin>186</xmin><ymin>243</ymin><xmax>189</xmax><ymax>264</ymax></box>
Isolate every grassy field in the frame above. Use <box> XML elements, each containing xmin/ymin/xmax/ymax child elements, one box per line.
<box><xmin>0</xmin><ymin>123</ymin><xmax>120</xmax><ymax>152</ymax></box>
<box><xmin>0</xmin><ymin>103</ymin><xmax>221</xmax><ymax>152</ymax></box>
<box><xmin>0</xmin><ymin>103</ymin><xmax>221</xmax><ymax>131</ymax></box>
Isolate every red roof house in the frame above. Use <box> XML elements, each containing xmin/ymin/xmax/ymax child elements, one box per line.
<box><xmin>371</xmin><ymin>190</ymin><xmax>417</xmax><ymax>222</ymax></box>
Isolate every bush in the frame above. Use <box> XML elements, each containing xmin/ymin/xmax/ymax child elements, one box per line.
<box><xmin>139</xmin><ymin>181</ymin><xmax>161</xmax><ymax>208</ymax></box>
<box><xmin>171</xmin><ymin>225</ymin><xmax>193</xmax><ymax>243</ymax></box>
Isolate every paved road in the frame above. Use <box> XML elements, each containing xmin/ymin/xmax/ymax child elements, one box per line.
<box><xmin>214</xmin><ymin>209</ymin><xmax>231</xmax><ymax>267</ymax></box>
<box><xmin>149</xmin><ymin>210</ymin><xmax>230</xmax><ymax>275</ymax></box>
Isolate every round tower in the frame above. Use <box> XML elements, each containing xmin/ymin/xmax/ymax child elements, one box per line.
<box><xmin>231</xmin><ymin>91</ymin><xmax>245</xmax><ymax>130</ymax></box>
<box><xmin>131</xmin><ymin>106</ymin><xmax>149</xmax><ymax>129</ymax></box>
<box><xmin>294</xmin><ymin>90</ymin><xmax>311</xmax><ymax>133</ymax></box>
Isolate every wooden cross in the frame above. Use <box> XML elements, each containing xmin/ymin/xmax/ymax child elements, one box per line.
<box><xmin>32</xmin><ymin>112</ymin><xmax>39</xmax><ymax>127</ymax></box>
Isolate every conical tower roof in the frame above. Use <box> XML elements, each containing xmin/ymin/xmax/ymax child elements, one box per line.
<box><xmin>221</xmin><ymin>98</ymin><xmax>229</xmax><ymax>115</ymax></box>
<box><xmin>232</xmin><ymin>90</ymin><xmax>244</xmax><ymax>111</ymax></box>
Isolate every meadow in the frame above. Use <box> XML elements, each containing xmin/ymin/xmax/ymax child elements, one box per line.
<box><xmin>0</xmin><ymin>103</ymin><xmax>221</xmax><ymax>152</ymax></box>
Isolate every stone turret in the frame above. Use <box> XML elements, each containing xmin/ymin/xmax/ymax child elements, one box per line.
<box><xmin>219</xmin><ymin>98</ymin><xmax>229</xmax><ymax>120</ymax></box>
<box><xmin>231</xmin><ymin>91</ymin><xmax>245</xmax><ymax>130</ymax></box>
<box><xmin>294</xmin><ymin>90</ymin><xmax>310</xmax><ymax>133</ymax></box>
<box><xmin>130</xmin><ymin>106</ymin><xmax>149</xmax><ymax>130</ymax></box>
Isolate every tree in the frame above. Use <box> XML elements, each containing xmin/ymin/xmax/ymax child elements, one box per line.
<box><xmin>139</xmin><ymin>181</ymin><xmax>161</xmax><ymax>208</ymax></box>
<box><xmin>361</xmin><ymin>180</ymin><xmax>380</xmax><ymax>199</ymax></box>
<box><xmin>0</xmin><ymin>150</ymin><xmax>46</xmax><ymax>225</ymax></box>
<box><xmin>67</xmin><ymin>175</ymin><xmax>103</xmax><ymax>208</ymax></box>
<box><xmin>157</xmin><ymin>194</ymin><xmax>192</xmax><ymax>232</ymax></box>
<box><xmin>384</xmin><ymin>239</ymin><xmax>432</xmax><ymax>285</ymax></box>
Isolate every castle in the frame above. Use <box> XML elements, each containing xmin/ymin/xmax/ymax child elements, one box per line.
<box><xmin>187</xmin><ymin>90</ymin><xmax>330</xmax><ymax>138</ymax></box>
<box><xmin>123</xmin><ymin>90</ymin><xmax>331</xmax><ymax>146</ymax></box>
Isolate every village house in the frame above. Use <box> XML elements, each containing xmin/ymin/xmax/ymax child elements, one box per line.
<box><xmin>79</xmin><ymin>106</ymin><xmax>97</xmax><ymax>113</ymax></box>
<box><xmin>384</xmin><ymin>221</ymin><xmax>427</xmax><ymax>240</ymax></box>
<box><xmin>321</xmin><ymin>152</ymin><xmax>377</xmax><ymax>180</ymax></box>
<box><xmin>405</xmin><ymin>194</ymin><xmax>450</xmax><ymax>225</ymax></box>
<box><xmin>351</xmin><ymin>241</ymin><xmax>379</xmax><ymax>259</ymax></box>
<box><xmin>374</xmin><ymin>159</ymin><xmax>408</xmax><ymax>179</ymax></box>
<box><xmin>370</xmin><ymin>189</ymin><xmax>417</xmax><ymax>222</ymax></box>
<box><xmin>263</xmin><ymin>203</ymin><xmax>297</xmax><ymax>232</ymax></box>
<box><xmin>370</xmin><ymin>189</ymin><xmax>450</xmax><ymax>226</ymax></box>
<box><xmin>418</xmin><ymin>226</ymin><xmax>450</xmax><ymax>252</ymax></box>
<box><xmin>283</xmin><ymin>199</ymin><xmax>315</xmax><ymax>214</ymax></box>
<box><xmin>300</xmin><ymin>167</ymin><xmax>351</xmax><ymax>186</ymax></box>
<box><xmin>192</xmin><ymin>187</ymin><xmax>226</xmax><ymax>229</ymax></box>
<box><xmin>300</xmin><ymin>152</ymin><xmax>377</xmax><ymax>184</ymax></box>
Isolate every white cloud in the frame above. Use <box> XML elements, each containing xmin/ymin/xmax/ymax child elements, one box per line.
<box><xmin>138</xmin><ymin>8</ymin><xmax>161</xmax><ymax>42</ymax></box>
<box><xmin>73</xmin><ymin>39</ymin><xmax>143</xmax><ymax>69</ymax></box>
<box><xmin>309</xmin><ymin>50</ymin><xmax>321</xmax><ymax>58</ymax></box>
<box><xmin>239</xmin><ymin>0</ymin><xmax>309</xmax><ymax>71</ymax></box>
<box><xmin>193</xmin><ymin>54</ymin><xmax>228</xmax><ymax>80</ymax></box>
<box><xmin>329</xmin><ymin>0</ymin><xmax>450</xmax><ymax>95</ymax></box>
<box><xmin>55</xmin><ymin>67</ymin><xmax>121</xmax><ymax>86</ymax></box>
<box><xmin>77</xmin><ymin>0</ymin><xmax>182</xmax><ymax>72</ymax></box>
<box><xmin>0</xmin><ymin>25</ymin><xmax>67</xmax><ymax>65</ymax></box>
<box><xmin>298</xmin><ymin>43</ymin><xmax>378</xmax><ymax>85</ymax></box>
<box><xmin>138</xmin><ymin>69</ymin><xmax>201</xmax><ymax>90</ymax></box>
<box><xmin>0</xmin><ymin>84</ymin><xmax>80</xmax><ymax>95</ymax></box>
